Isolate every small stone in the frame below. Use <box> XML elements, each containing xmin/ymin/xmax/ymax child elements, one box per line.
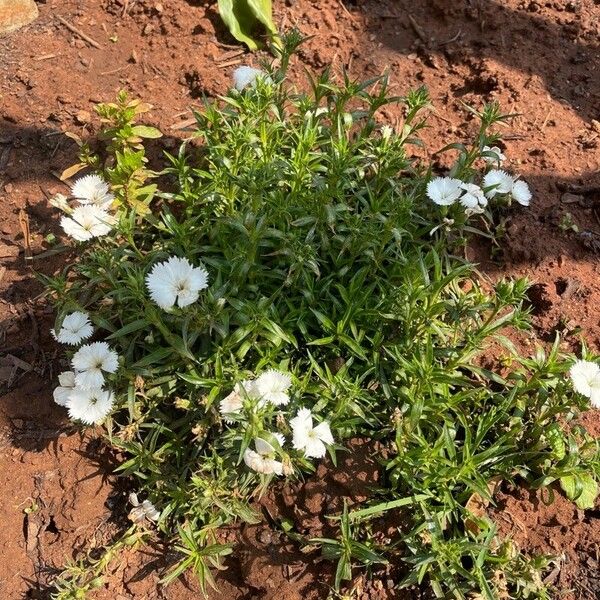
<box><xmin>74</xmin><ymin>110</ymin><xmax>91</xmax><ymax>125</ymax></box>
<box><xmin>258</xmin><ymin>529</ymin><xmax>272</xmax><ymax>544</ymax></box>
<box><xmin>4</xmin><ymin>182</ymin><xmax>13</xmax><ymax>192</ymax></box>
<box><xmin>0</xmin><ymin>0</ymin><xmax>38</xmax><ymax>35</ymax></box>
<box><xmin>560</xmin><ymin>192</ymin><xmax>584</xmax><ymax>204</ymax></box>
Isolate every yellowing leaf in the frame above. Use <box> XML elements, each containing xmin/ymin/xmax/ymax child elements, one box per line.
<box><xmin>131</xmin><ymin>125</ymin><xmax>163</xmax><ymax>139</ymax></box>
<box><xmin>60</xmin><ymin>163</ymin><xmax>86</xmax><ymax>181</ymax></box>
<box><xmin>560</xmin><ymin>473</ymin><xmax>598</xmax><ymax>510</ymax></box>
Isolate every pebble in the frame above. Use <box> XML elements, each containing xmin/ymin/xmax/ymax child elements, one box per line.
<box><xmin>0</xmin><ymin>0</ymin><xmax>38</xmax><ymax>35</ymax></box>
<box><xmin>74</xmin><ymin>110</ymin><xmax>92</xmax><ymax>125</ymax></box>
<box><xmin>258</xmin><ymin>529</ymin><xmax>272</xmax><ymax>544</ymax></box>
<box><xmin>561</xmin><ymin>192</ymin><xmax>584</xmax><ymax>204</ymax></box>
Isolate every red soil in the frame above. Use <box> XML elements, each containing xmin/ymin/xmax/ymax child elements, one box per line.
<box><xmin>0</xmin><ymin>0</ymin><xmax>599</xmax><ymax>598</ymax></box>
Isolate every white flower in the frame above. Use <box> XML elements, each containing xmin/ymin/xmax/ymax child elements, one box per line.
<box><xmin>483</xmin><ymin>169</ymin><xmax>514</xmax><ymax>198</ymax></box>
<box><xmin>72</xmin><ymin>341</ymin><xmax>119</xmax><ymax>389</ymax></box>
<box><xmin>146</xmin><ymin>256</ymin><xmax>209</xmax><ymax>310</ymax></box>
<box><xmin>570</xmin><ymin>359</ymin><xmax>600</xmax><ymax>408</ymax></box>
<box><xmin>71</xmin><ymin>174</ymin><xmax>115</xmax><ymax>209</ymax></box>
<box><xmin>459</xmin><ymin>183</ymin><xmax>488</xmax><ymax>209</ymax></box>
<box><xmin>290</xmin><ymin>408</ymin><xmax>334</xmax><ymax>459</ymax></box>
<box><xmin>254</xmin><ymin>370</ymin><xmax>292</xmax><ymax>407</ymax></box>
<box><xmin>51</xmin><ymin>311</ymin><xmax>94</xmax><ymax>345</ymax></box>
<box><xmin>482</xmin><ymin>146</ymin><xmax>506</xmax><ymax>164</ymax></box>
<box><xmin>381</xmin><ymin>125</ymin><xmax>394</xmax><ymax>140</ymax></box>
<box><xmin>66</xmin><ymin>387</ymin><xmax>114</xmax><ymax>425</ymax></box>
<box><xmin>60</xmin><ymin>205</ymin><xmax>114</xmax><ymax>241</ymax></box>
<box><xmin>219</xmin><ymin>380</ymin><xmax>257</xmax><ymax>420</ymax></box>
<box><xmin>511</xmin><ymin>179</ymin><xmax>532</xmax><ymax>207</ymax></box>
<box><xmin>426</xmin><ymin>177</ymin><xmax>463</xmax><ymax>206</ymax></box>
<box><xmin>232</xmin><ymin>66</ymin><xmax>270</xmax><ymax>91</ymax></box>
<box><xmin>305</xmin><ymin>107</ymin><xmax>329</xmax><ymax>121</ymax></box>
<box><xmin>53</xmin><ymin>371</ymin><xmax>76</xmax><ymax>407</ymax></box>
<box><xmin>243</xmin><ymin>435</ymin><xmax>285</xmax><ymax>475</ymax></box>
<box><xmin>128</xmin><ymin>493</ymin><xmax>160</xmax><ymax>522</ymax></box>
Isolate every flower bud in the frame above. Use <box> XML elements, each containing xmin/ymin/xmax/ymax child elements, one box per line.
<box><xmin>49</xmin><ymin>193</ymin><xmax>70</xmax><ymax>213</ymax></box>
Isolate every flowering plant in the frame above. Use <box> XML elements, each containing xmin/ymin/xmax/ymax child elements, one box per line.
<box><xmin>46</xmin><ymin>34</ymin><xmax>599</xmax><ymax>600</ymax></box>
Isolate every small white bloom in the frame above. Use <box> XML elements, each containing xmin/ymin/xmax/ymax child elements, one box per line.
<box><xmin>60</xmin><ymin>205</ymin><xmax>114</xmax><ymax>241</ymax></box>
<box><xmin>72</xmin><ymin>341</ymin><xmax>119</xmax><ymax>389</ymax></box>
<box><xmin>71</xmin><ymin>174</ymin><xmax>115</xmax><ymax>209</ymax></box>
<box><xmin>426</xmin><ymin>177</ymin><xmax>463</xmax><ymax>206</ymax></box>
<box><xmin>305</xmin><ymin>107</ymin><xmax>328</xmax><ymax>121</ymax></box>
<box><xmin>219</xmin><ymin>380</ymin><xmax>257</xmax><ymax>420</ymax></box>
<box><xmin>459</xmin><ymin>182</ymin><xmax>488</xmax><ymax>209</ymax></box>
<box><xmin>243</xmin><ymin>435</ymin><xmax>284</xmax><ymax>475</ymax></box>
<box><xmin>128</xmin><ymin>493</ymin><xmax>160</xmax><ymax>522</ymax></box>
<box><xmin>49</xmin><ymin>193</ymin><xmax>70</xmax><ymax>212</ymax></box>
<box><xmin>290</xmin><ymin>408</ymin><xmax>334</xmax><ymax>459</ymax></box>
<box><xmin>570</xmin><ymin>359</ymin><xmax>600</xmax><ymax>408</ymax></box>
<box><xmin>232</xmin><ymin>66</ymin><xmax>270</xmax><ymax>91</ymax></box>
<box><xmin>483</xmin><ymin>169</ymin><xmax>514</xmax><ymax>198</ymax></box>
<box><xmin>381</xmin><ymin>125</ymin><xmax>394</xmax><ymax>140</ymax></box>
<box><xmin>146</xmin><ymin>256</ymin><xmax>209</xmax><ymax>310</ymax></box>
<box><xmin>66</xmin><ymin>387</ymin><xmax>114</xmax><ymax>425</ymax></box>
<box><xmin>482</xmin><ymin>146</ymin><xmax>506</xmax><ymax>164</ymax></box>
<box><xmin>254</xmin><ymin>369</ymin><xmax>292</xmax><ymax>407</ymax></box>
<box><xmin>53</xmin><ymin>371</ymin><xmax>76</xmax><ymax>407</ymax></box>
<box><xmin>511</xmin><ymin>179</ymin><xmax>532</xmax><ymax>207</ymax></box>
<box><xmin>51</xmin><ymin>311</ymin><xmax>94</xmax><ymax>345</ymax></box>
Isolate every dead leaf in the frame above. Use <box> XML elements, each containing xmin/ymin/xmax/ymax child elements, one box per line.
<box><xmin>464</xmin><ymin>476</ymin><xmax>502</xmax><ymax>535</ymax></box>
<box><xmin>60</xmin><ymin>162</ymin><xmax>86</xmax><ymax>181</ymax></box>
<box><xmin>18</xmin><ymin>209</ymin><xmax>31</xmax><ymax>260</ymax></box>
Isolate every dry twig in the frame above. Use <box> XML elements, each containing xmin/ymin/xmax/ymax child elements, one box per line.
<box><xmin>56</xmin><ymin>16</ymin><xmax>102</xmax><ymax>50</ymax></box>
<box><xmin>408</xmin><ymin>14</ymin><xmax>429</xmax><ymax>45</ymax></box>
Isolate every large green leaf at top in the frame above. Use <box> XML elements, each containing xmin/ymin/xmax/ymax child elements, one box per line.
<box><xmin>217</xmin><ymin>0</ymin><xmax>278</xmax><ymax>50</ymax></box>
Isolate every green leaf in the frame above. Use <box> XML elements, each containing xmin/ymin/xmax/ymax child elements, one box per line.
<box><xmin>560</xmin><ymin>473</ymin><xmax>598</xmax><ymax>509</ymax></box>
<box><xmin>131</xmin><ymin>347</ymin><xmax>172</xmax><ymax>369</ymax></box>
<box><xmin>217</xmin><ymin>0</ymin><xmax>278</xmax><ymax>50</ymax></box>
<box><xmin>106</xmin><ymin>319</ymin><xmax>150</xmax><ymax>340</ymax></box>
<box><xmin>131</xmin><ymin>125</ymin><xmax>163</xmax><ymax>139</ymax></box>
<box><xmin>344</xmin><ymin>494</ymin><xmax>431</xmax><ymax>521</ymax></box>
<box><xmin>217</xmin><ymin>0</ymin><xmax>260</xmax><ymax>50</ymax></box>
<box><xmin>247</xmin><ymin>0</ymin><xmax>277</xmax><ymax>35</ymax></box>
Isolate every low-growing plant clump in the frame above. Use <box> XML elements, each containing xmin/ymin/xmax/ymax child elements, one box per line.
<box><xmin>43</xmin><ymin>35</ymin><xmax>600</xmax><ymax>600</ymax></box>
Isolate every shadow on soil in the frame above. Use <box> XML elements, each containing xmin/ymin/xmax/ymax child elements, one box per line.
<box><xmin>360</xmin><ymin>0</ymin><xmax>599</xmax><ymax>123</ymax></box>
